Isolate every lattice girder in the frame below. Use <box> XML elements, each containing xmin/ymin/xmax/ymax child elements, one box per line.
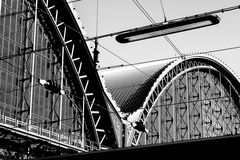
<box><xmin>126</xmin><ymin>56</ymin><xmax>240</xmax><ymax>147</ymax></box>
<box><xmin>25</xmin><ymin>0</ymin><xmax>118</xmax><ymax>149</ymax></box>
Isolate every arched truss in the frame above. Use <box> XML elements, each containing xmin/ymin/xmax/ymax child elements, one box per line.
<box><xmin>31</xmin><ymin>0</ymin><xmax>120</xmax><ymax>149</ymax></box>
<box><xmin>126</xmin><ymin>55</ymin><xmax>240</xmax><ymax>146</ymax></box>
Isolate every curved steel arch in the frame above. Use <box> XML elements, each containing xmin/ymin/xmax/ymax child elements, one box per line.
<box><xmin>126</xmin><ymin>54</ymin><xmax>240</xmax><ymax>146</ymax></box>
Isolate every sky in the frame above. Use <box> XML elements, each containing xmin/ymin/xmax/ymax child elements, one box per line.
<box><xmin>73</xmin><ymin>0</ymin><xmax>240</xmax><ymax>78</ymax></box>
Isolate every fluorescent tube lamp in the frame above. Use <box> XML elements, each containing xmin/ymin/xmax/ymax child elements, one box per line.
<box><xmin>115</xmin><ymin>15</ymin><xmax>220</xmax><ymax>43</ymax></box>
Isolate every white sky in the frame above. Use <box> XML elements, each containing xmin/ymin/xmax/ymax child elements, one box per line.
<box><xmin>73</xmin><ymin>0</ymin><xmax>240</xmax><ymax>77</ymax></box>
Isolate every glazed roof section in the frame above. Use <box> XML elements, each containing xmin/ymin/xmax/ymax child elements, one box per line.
<box><xmin>99</xmin><ymin>59</ymin><xmax>175</xmax><ymax>113</ymax></box>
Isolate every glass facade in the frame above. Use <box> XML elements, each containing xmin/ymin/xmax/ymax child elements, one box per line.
<box><xmin>0</xmin><ymin>0</ymin><xmax>82</xmax><ymax>144</ymax></box>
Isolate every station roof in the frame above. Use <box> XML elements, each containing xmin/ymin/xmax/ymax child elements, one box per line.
<box><xmin>99</xmin><ymin>54</ymin><xmax>240</xmax><ymax>116</ymax></box>
<box><xmin>99</xmin><ymin>58</ymin><xmax>175</xmax><ymax>113</ymax></box>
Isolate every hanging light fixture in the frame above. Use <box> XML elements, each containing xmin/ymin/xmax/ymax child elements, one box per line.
<box><xmin>38</xmin><ymin>79</ymin><xmax>65</xmax><ymax>94</ymax></box>
<box><xmin>115</xmin><ymin>15</ymin><xmax>220</xmax><ymax>43</ymax></box>
<box><xmin>131</xmin><ymin>121</ymin><xmax>149</xmax><ymax>133</ymax></box>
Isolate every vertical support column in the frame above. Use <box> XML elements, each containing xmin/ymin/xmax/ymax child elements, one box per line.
<box><xmin>219</xmin><ymin>72</ymin><xmax>224</xmax><ymax>135</ymax></box>
<box><xmin>29</xmin><ymin>0</ymin><xmax>38</xmax><ymax>129</ymax></box>
<box><xmin>172</xmin><ymin>82</ymin><xmax>177</xmax><ymax>141</ymax></box>
<box><xmin>122</xmin><ymin>123</ymin><xmax>126</xmax><ymax>147</ymax></box>
<box><xmin>229</xmin><ymin>82</ymin><xmax>233</xmax><ymax>134</ymax></box>
<box><xmin>208</xmin><ymin>68</ymin><xmax>214</xmax><ymax>137</ymax></box>
<box><xmin>59</xmin><ymin>46</ymin><xmax>64</xmax><ymax>130</ymax></box>
<box><xmin>59</xmin><ymin>25</ymin><xmax>67</xmax><ymax>130</ymax></box>
<box><xmin>198</xmin><ymin>69</ymin><xmax>204</xmax><ymax>138</ymax></box>
<box><xmin>143</xmin><ymin>118</ymin><xmax>146</xmax><ymax>145</ymax></box>
<box><xmin>81</xmin><ymin>96</ymin><xmax>85</xmax><ymax>149</ymax></box>
<box><xmin>158</xmin><ymin>97</ymin><xmax>162</xmax><ymax>144</ymax></box>
<box><xmin>186</xmin><ymin>72</ymin><xmax>191</xmax><ymax>140</ymax></box>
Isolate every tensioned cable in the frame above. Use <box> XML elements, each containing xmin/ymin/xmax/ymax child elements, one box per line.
<box><xmin>102</xmin><ymin>46</ymin><xmax>240</xmax><ymax>70</ymax></box>
<box><xmin>2</xmin><ymin>2</ymin><xmax>240</xmax><ymax>84</ymax></box>
<box><xmin>2</xmin><ymin>2</ymin><xmax>240</xmax><ymax>94</ymax></box>
<box><xmin>0</xmin><ymin>83</ymin><xmax>40</xmax><ymax>96</ymax></box>
<box><xmin>160</xmin><ymin>0</ymin><xmax>167</xmax><ymax>22</ymax></box>
<box><xmin>132</xmin><ymin>0</ymin><xmax>155</xmax><ymax>24</ymax></box>
<box><xmin>96</xmin><ymin>0</ymin><xmax>99</xmax><ymax>38</ymax></box>
<box><xmin>0</xmin><ymin>47</ymin><xmax>63</xmax><ymax>84</ymax></box>
<box><xmin>132</xmin><ymin>0</ymin><xmax>184</xmax><ymax>58</ymax></box>
<box><xmin>203</xmin><ymin>46</ymin><xmax>240</xmax><ymax>54</ymax></box>
<box><xmin>86</xmin><ymin>4</ymin><xmax>240</xmax><ymax>41</ymax></box>
<box><xmin>3</xmin><ymin>1</ymin><xmax>240</xmax><ymax>115</ymax></box>
<box><xmin>2</xmin><ymin>44</ymin><xmax>240</xmax><ymax>115</ymax></box>
<box><xmin>163</xmin><ymin>36</ymin><xmax>183</xmax><ymax>57</ymax></box>
<box><xmin>159</xmin><ymin>0</ymin><xmax>183</xmax><ymax>57</ymax></box>
<box><xmin>67</xmin><ymin>0</ymin><xmax>82</xmax><ymax>3</ymax></box>
<box><xmin>24</xmin><ymin>1</ymin><xmax>240</xmax><ymax>78</ymax></box>
<box><xmin>1</xmin><ymin>71</ymin><xmax>239</xmax><ymax>123</ymax></box>
<box><xmin>0</xmin><ymin>57</ymin><xmax>44</xmax><ymax>81</ymax></box>
<box><xmin>2</xmin><ymin>51</ymin><xmax>240</xmax><ymax>133</ymax></box>
<box><xmin>81</xmin><ymin>0</ymin><xmax>181</xmax><ymax>58</ymax></box>
<box><xmin>0</xmin><ymin>47</ymin><xmax>50</xmax><ymax>61</ymax></box>
<box><xmin>2</xmin><ymin>57</ymin><xmax>240</xmax><ymax>128</ymax></box>
<box><xmin>24</xmin><ymin>0</ymin><xmax>147</xmax><ymax>77</ymax></box>
<box><xmin>98</xmin><ymin>44</ymin><xmax>151</xmax><ymax>76</ymax></box>
<box><xmin>4</xmin><ymin>92</ymin><xmax>238</xmax><ymax>146</ymax></box>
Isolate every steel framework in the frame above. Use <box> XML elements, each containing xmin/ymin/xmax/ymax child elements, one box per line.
<box><xmin>0</xmin><ymin>0</ymin><xmax>121</xmax><ymax>159</ymax></box>
<box><xmin>125</xmin><ymin>55</ymin><xmax>240</xmax><ymax>146</ymax></box>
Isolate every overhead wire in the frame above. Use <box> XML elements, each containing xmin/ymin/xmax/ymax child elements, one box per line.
<box><xmin>15</xmin><ymin>1</ymin><xmax>240</xmax><ymax>136</ymax></box>
<box><xmin>1</xmin><ymin>1</ymin><xmax>240</xmax><ymax>88</ymax></box>
<box><xmin>158</xmin><ymin>0</ymin><xmax>184</xmax><ymax>57</ymax></box>
<box><xmin>1</xmin><ymin>1</ymin><xmax>240</xmax><ymax>97</ymax></box>
<box><xmin>132</xmin><ymin>0</ymin><xmax>156</xmax><ymax>24</ymax></box>
<box><xmin>160</xmin><ymin>0</ymin><xmax>167</xmax><ymax>22</ymax></box>
<box><xmin>132</xmin><ymin>0</ymin><xmax>184</xmax><ymax>58</ymax></box>
<box><xmin>1</xmin><ymin>1</ymin><xmax>240</xmax><ymax>125</ymax></box>
<box><xmin>0</xmin><ymin>0</ymin><xmax>128</xmax><ymax>126</ymax></box>
<box><xmin>1</xmin><ymin>78</ymin><xmax>239</xmax><ymax>146</ymax></box>
<box><xmin>1</xmin><ymin>58</ymin><xmax>240</xmax><ymax>136</ymax></box>
<box><xmin>0</xmin><ymin>47</ymin><xmax>63</xmax><ymax>86</ymax></box>
<box><xmin>203</xmin><ymin>46</ymin><xmax>240</xmax><ymax>54</ymax></box>
<box><xmin>98</xmin><ymin>44</ymin><xmax>151</xmax><ymax>76</ymax></box>
<box><xmin>1</xmin><ymin>43</ymin><xmax>240</xmax><ymax>111</ymax></box>
<box><xmin>20</xmin><ymin>1</ymin><xmax>158</xmax><ymax>78</ymax></box>
<box><xmin>95</xmin><ymin>0</ymin><xmax>99</xmax><ymax>38</ymax></box>
<box><xmin>23</xmin><ymin>0</ymin><xmax>152</xmax><ymax>77</ymax></box>
<box><xmin>1</xmin><ymin>1</ymin><xmax>239</xmax><ymax>147</ymax></box>
<box><xmin>21</xmin><ymin>0</ymin><xmax>237</xmax><ymax>79</ymax></box>
<box><xmin>67</xmin><ymin>0</ymin><xmax>82</xmax><ymax>3</ymax></box>
<box><xmin>1</xmin><ymin>66</ymin><xmax>240</xmax><ymax>123</ymax></box>
<box><xmin>0</xmin><ymin>82</ymin><xmax>40</xmax><ymax>96</ymax></box>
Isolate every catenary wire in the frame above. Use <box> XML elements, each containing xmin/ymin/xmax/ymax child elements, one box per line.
<box><xmin>67</xmin><ymin>0</ymin><xmax>82</xmax><ymax>3</ymax></box>
<box><xmin>23</xmin><ymin>1</ymin><xmax>240</xmax><ymax>79</ymax></box>
<box><xmin>1</xmin><ymin>44</ymin><xmax>240</xmax><ymax>116</ymax></box>
<box><xmin>132</xmin><ymin>0</ymin><xmax>184</xmax><ymax>57</ymax></box>
<box><xmin>1</xmin><ymin>1</ymin><xmax>240</xmax><ymax>122</ymax></box>
<box><xmin>160</xmin><ymin>0</ymin><xmax>167</xmax><ymax>22</ymax></box>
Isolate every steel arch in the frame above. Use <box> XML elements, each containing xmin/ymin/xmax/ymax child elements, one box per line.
<box><xmin>126</xmin><ymin>54</ymin><xmax>240</xmax><ymax>146</ymax></box>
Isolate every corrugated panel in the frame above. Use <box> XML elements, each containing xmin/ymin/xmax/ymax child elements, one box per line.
<box><xmin>100</xmin><ymin>60</ymin><xmax>174</xmax><ymax>113</ymax></box>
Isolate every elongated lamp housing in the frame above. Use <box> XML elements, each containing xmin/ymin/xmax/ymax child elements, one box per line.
<box><xmin>115</xmin><ymin>15</ymin><xmax>220</xmax><ymax>43</ymax></box>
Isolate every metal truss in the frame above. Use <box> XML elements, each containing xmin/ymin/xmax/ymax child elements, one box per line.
<box><xmin>0</xmin><ymin>0</ymin><xmax>120</xmax><ymax>158</ymax></box>
<box><xmin>35</xmin><ymin>0</ymin><xmax>119</xmax><ymax>149</ymax></box>
<box><xmin>126</xmin><ymin>57</ymin><xmax>240</xmax><ymax>146</ymax></box>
